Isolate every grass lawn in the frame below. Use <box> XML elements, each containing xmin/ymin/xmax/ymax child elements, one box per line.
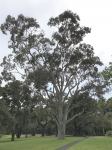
<box><xmin>0</xmin><ymin>135</ymin><xmax>82</xmax><ymax>150</ymax></box>
<box><xmin>69</xmin><ymin>136</ymin><xmax>112</xmax><ymax>150</ymax></box>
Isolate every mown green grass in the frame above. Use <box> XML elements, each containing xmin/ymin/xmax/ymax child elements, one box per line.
<box><xmin>1</xmin><ymin>135</ymin><xmax>111</xmax><ymax>150</ymax></box>
<box><xmin>0</xmin><ymin>135</ymin><xmax>82</xmax><ymax>150</ymax></box>
<box><xmin>69</xmin><ymin>136</ymin><xmax>112</xmax><ymax>150</ymax></box>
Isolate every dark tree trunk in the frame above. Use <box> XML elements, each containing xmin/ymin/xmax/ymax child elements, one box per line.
<box><xmin>31</xmin><ymin>133</ymin><xmax>36</xmax><ymax>136</ymax></box>
<box><xmin>16</xmin><ymin>128</ymin><xmax>21</xmax><ymax>138</ymax></box>
<box><xmin>11</xmin><ymin>125</ymin><xmax>15</xmax><ymax>141</ymax></box>
<box><xmin>11</xmin><ymin>132</ymin><xmax>15</xmax><ymax>141</ymax></box>
<box><xmin>41</xmin><ymin>127</ymin><xmax>45</xmax><ymax>137</ymax></box>
<box><xmin>16</xmin><ymin>132</ymin><xmax>21</xmax><ymax>138</ymax></box>
<box><xmin>25</xmin><ymin>133</ymin><xmax>28</xmax><ymax>138</ymax></box>
<box><xmin>31</xmin><ymin>129</ymin><xmax>36</xmax><ymax>136</ymax></box>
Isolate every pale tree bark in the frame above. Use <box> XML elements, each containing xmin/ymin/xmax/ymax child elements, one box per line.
<box><xmin>56</xmin><ymin>110</ymin><xmax>84</xmax><ymax>139</ymax></box>
<box><xmin>57</xmin><ymin>122</ymin><xmax>66</xmax><ymax>139</ymax></box>
<box><xmin>56</xmin><ymin>105</ymin><xmax>66</xmax><ymax>139</ymax></box>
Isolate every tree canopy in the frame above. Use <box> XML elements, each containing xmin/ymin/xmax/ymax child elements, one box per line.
<box><xmin>0</xmin><ymin>10</ymin><xmax>104</xmax><ymax>139</ymax></box>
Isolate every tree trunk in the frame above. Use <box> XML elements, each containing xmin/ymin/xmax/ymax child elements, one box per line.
<box><xmin>16</xmin><ymin>132</ymin><xmax>21</xmax><ymax>138</ymax></box>
<box><xmin>102</xmin><ymin>127</ymin><xmax>105</xmax><ymax>135</ymax></box>
<box><xmin>57</xmin><ymin>123</ymin><xmax>66</xmax><ymax>139</ymax></box>
<box><xmin>25</xmin><ymin>128</ymin><xmax>28</xmax><ymax>138</ymax></box>
<box><xmin>31</xmin><ymin>131</ymin><xmax>36</xmax><ymax>136</ymax></box>
<box><xmin>41</xmin><ymin>127</ymin><xmax>45</xmax><ymax>137</ymax></box>
<box><xmin>11</xmin><ymin>132</ymin><xmax>15</xmax><ymax>141</ymax></box>
<box><xmin>11</xmin><ymin>125</ymin><xmax>15</xmax><ymax>141</ymax></box>
<box><xmin>16</xmin><ymin>129</ymin><xmax>21</xmax><ymax>138</ymax></box>
<box><xmin>57</xmin><ymin>102</ymin><xmax>67</xmax><ymax>139</ymax></box>
<box><xmin>25</xmin><ymin>133</ymin><xmax>28</xmax><ymax>138</ymax></box>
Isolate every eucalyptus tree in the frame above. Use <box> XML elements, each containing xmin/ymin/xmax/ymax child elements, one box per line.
<box><xmin>0</xmin><ymin>10</ymin><xmax>103</xmax><ymax>139</ymax></box>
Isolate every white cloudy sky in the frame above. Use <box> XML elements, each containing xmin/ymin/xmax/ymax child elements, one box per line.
<box><xmin>0</xmin><ymin>0</ymin><xmax>112</xmax><ymax>65</ymax></box>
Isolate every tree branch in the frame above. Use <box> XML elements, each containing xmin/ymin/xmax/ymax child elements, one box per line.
<box><xmin>66</xmin><ymin>109</ymin><xmax>84</xmax><ymax>124</ymax></box>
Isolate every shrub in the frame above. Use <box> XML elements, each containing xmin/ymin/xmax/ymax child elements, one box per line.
<box><xmin>105</xmin><ymin>130</ymin><xmax>112</xmax><ymax>137</ymax></box>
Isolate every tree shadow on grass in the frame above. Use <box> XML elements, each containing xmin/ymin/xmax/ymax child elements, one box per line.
<box><xmin>0</xmin><ymin>137</ymin><xmax>30</xmax><ymax>144</ymax></box>
<box><xmin>0</xmin><ymin>139</ymin><xmax>12</xmax><ymax>144</ymax></box>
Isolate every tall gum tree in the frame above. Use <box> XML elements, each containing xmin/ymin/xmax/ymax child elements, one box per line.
<box><xmin>0</xmin><ymin>11</ymin><xmax>103</xmax><ymax>139</ymax></box>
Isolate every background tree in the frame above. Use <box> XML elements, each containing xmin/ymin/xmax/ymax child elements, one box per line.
<box><xmin>2</xmin><ymin>80</ymin><xmax>23</xmax><ymax>141</ymax></box>
<box><xmin>66</xmin><ymin>91</ymin><xmax>97</xmax><ymax>136</ymax></box>
<box><xmin>33</xmin><ymin>106</ymin><xmax>51</xmax><ymax>137</ymax></box>
<box><xmin>0</xmin><ymin>80</ymin><xmax>33</xmax><ymax>140</ymax></box>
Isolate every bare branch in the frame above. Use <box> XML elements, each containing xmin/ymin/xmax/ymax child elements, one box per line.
<box><xmin>66</xmin><ymin>109</ymin><xmax>84</xmax><ymax>124</ymax></box>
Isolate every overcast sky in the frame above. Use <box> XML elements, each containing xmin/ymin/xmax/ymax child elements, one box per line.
<box><xmin>0</xmin><ymin>0</ymin><xmax>112</xmax><ymax>65</ymax></box>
